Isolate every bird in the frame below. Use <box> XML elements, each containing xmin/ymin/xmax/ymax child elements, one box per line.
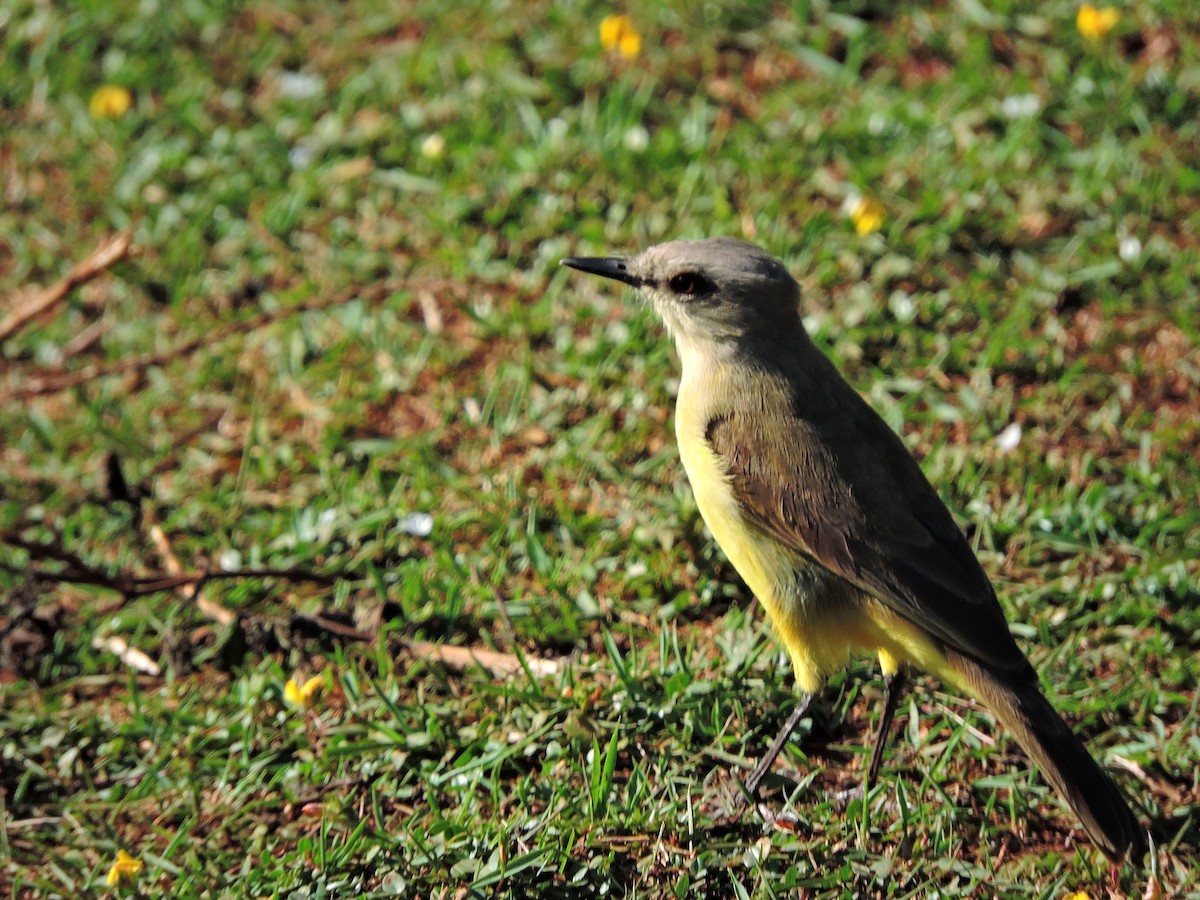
<box><xmin>561</xmin><ymin>237</ymin><xmax>1146</xmax><ymax>862</ymax></box>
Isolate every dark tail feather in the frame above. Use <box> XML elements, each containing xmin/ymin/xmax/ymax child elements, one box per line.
<box><xmin>949</xmin><ymin>652</ymin><xmax>1147</xmax><ymax>863</ymax></box>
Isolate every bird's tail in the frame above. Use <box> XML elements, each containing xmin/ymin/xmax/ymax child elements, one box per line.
<box><xmin>946</xmin><ymin>651</ymin><xmax>1147</xmax><ymax>863</ymax></box>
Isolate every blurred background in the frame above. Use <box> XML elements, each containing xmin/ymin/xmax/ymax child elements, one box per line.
<box><xmin>2</xmin><ymin>1</ymin><xmax>1198</xmax><ymax>895</ymax></box>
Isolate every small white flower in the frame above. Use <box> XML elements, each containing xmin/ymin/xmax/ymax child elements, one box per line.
<box><xmin>994</xmin><ymin>421</ymin><xmax>1022</xmax><ymax>454</ymax></box>
<box><xmin>605</xmin><ymin>320</ymin><xmax>630</xmax><ymax>343</ymax></box>
<box><xmin>278</xmin><ymin>72</ymin><xmax>323</xmax><ymax>100</ymax></box>
<box><xmin>1001</xmin><ymin>93</ymin><xmax>1041</xmax><ymax>119</ymax></box>
<box><xmin>888</xmin><ymin>290</ymin><xmax>915</xmax><ymax>324</ymax></box>
<box><xmin>967</xmin><ymin>497</ymin><xmax>993</xmax><ymax>518</ymax></box>
<box><xmin>316</xmin><ymin>508</ymin><xmax>338</xmax><ymax>542</ymax></box>
<box><xmin>397</xmin><ymin>512</ymin><xmax>434</xmax><ymax>538</ymax></box>
<box><xmin>547</xmin><ymin>118</ymin><xmax>568</xmax><ymax>144</ymax></box>
<box><xmin>1118</xmin><ymin>234</ymin><xmax>1142</xmax><ymax>263</ymax></box>
<box><xmin>623</xmin><ymin>125</ymin><xmax>649</xmax><ymax>152</ymax></box>
<box><xmin>288</xmin><ymin>141</ymin><xmax>315</xmax><ymax>169</ymax></box>
<box><xmin>219</xmin><ymin>548</ymin><xmax>242</xmax><ymax>570</ymax></box>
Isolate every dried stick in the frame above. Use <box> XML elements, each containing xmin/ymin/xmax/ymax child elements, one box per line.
<box><xmin>1</xmin><ymin>276</ymin><xmax>467</xmax><ymax>403</ymax></box>
<box><xmin>406</xmin><ymin>639</ymin><xmax>560</xmax><ymax>678</ymax></box>
<box><xmin>0</xmin><ymin>530</ymin><xmax>334</xmax><ymax>598</ymax></box>
<box><xmin>149</xmin><ymin>524</ymin><xmax>236</xmax><ymax>626</ymax></box>
<box><xmin>0</xmin><ymin>230</ymin><xmax>132</xmax><ymax>343</ymax></box>
<box><xmin>92</xmin><ymin>635</ymin><xmax>161</xmax><ymax>676</ymax></box>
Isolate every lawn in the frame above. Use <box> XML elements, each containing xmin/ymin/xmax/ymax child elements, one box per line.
<box><xmin>1</xmin><ymin>1</ymin><xmax>1198</xmax><ymax>896</ymax></box>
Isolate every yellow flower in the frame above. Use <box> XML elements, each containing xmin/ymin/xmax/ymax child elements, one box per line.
<box><xmin>847</xmin><ymin>195</ymin><xmax>886</xmax><ymax>236</ymax></box>
<box><xmin>1076</xmin><ymin>4</ymin><xmax>1120</xmax><ymax>40</ymax></box>
<box><xmin>600</xmin><ymin>14</ymin><xmax>641</xmax><ymax>59</ymax></box>
<box><xmin>105</xmin><ymin>849</ymin><xmax>143</xmax><ymax>887</ymax></box>
<box><xmin>89</xmin><ymin>85</ymin><xmax>133</xmax><ymax>119</ymax></box>
<box><xmin>284</xmin><ymin>674</ymin><xmax>324</xmax><ymax>708</ymax></box>
<box><xmin>1062</xmin><ymin>893</ymin><xmax>1091</xmax><ymax>900</ymax></box>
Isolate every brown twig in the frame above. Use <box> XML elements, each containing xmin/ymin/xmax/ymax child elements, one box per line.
<box><xmin>60</xmin><ymin>319</ymin><xmax>112</xmax><ymax>360</ymax></box>
<box><xmin>405</xmin><ymin>639</ymin><xmax>561</xmax><ymax>678</ymax></box>
<box><xmin>0</xmin><ymin>277</ymin><xmax>465</xmax><ymax>403</ymax></box>
<box><xmin>1110</xmin><ymin>753</ymin><xmax>1186</xmax><ymax>805</ymax></box>
<box><xmin>272</xmin><ymin>612</ymin><xmax>562</xmax><ymax>679</ymax></box>
<box><xmin>2</xmin><ymin>560</ymin><xmax>334</xmax><ymax>596</ymax></box>
<box><xmin>0</xmin><ymin>530</ymin><xmax>335</xmax><ymax>598</ymax></box>
<box><xmin>149</xmin><ymin>524</ymin><xmax>236</xmax><ymax>626</ymax></box>
<box><xmin>1</xmin><ymin>531</ymin><xmax>115</xmax><ymax>585</ymax></box>
<box><xmin>92</xmin><ymin>635</ymin><xmax>161</xmax><ymax>675</ymax></box>
<box><xmin>294</xmin><ymin>612</ymin><xmax>374</xmax><ymax>642</ymax></box>
<box><xmin>0</xmin><ymin>230</ymin><xmax>132</xmax><ymax>344</ymax></box>
<box><xmin>416</xmin><ymin>289</ymin><xmax>443</xmax><ymax>333</ymax></box>
<box><xmin>1</xmin><ymin>281</ymin><xmax>384</xmax><ymax>401</ymax></box>
<box><xmin>2</xmin><ymin>528</ymin><xmax>564</xmax><ymax>680</ymax></box>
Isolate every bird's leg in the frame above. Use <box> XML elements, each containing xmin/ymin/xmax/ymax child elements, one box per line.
<box><xmin>826</xmin><ymin>669</ymin><xmax>908</xmax><ymax>809</ymax></box>
<box><xmin>743</xmin><ymin>692</ymin><xmax>815</xmax><ymax>798</ymax></box>
<box><xmin>865</xmin><ymin>669</ymin><xmax>906</xmax><ymax>791</ymax></box>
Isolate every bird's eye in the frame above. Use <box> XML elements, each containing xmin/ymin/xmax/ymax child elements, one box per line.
<box><xmin>668</xmin><ymin>272</ymin><xmax>707</xmax><ymax>296</ymax></box>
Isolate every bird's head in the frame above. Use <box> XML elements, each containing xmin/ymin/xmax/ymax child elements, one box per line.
<box><xmin>562</xmin><ymin>237</ymin><xmax>802</xmax><ymax>356</ymax></box>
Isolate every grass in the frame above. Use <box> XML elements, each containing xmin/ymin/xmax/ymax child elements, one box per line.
<box><xmin>2</xmin><ymin>0</ymin><xmax>1198</xmax><ymax>896</ymax></box>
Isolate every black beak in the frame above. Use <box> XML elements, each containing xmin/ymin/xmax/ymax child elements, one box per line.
<box><xmin>560</xmin><ymin>256</ymin><xmax>642</xmax><ymax>287</ymax></box>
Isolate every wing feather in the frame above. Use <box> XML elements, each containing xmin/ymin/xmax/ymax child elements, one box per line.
<box><xmin>706</xmin><ymin>389</ymin><xmax>1033</xmax><ymax>678</ymax></box>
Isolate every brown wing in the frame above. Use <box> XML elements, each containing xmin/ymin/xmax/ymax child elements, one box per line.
<box><xmin>705</xmin><ymin>384</ymin><xmax>1034</xmax><ymax>679</ymax></box>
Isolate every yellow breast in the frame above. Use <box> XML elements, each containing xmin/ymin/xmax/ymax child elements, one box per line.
<box><xmin>672</xmin><ymin>361</ymin><xmax>949</xmax><ymax>693</ymax></box>
<box><xmin>673</xmin><ymin>373</ymin><xmax>832</xmax><ymax>692</ymax></box>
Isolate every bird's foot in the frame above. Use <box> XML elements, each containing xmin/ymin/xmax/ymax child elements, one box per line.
<box><xmin>701</xmin><ymin>765</ymin><xmax>809</xmax><ymax>823</ymax></box>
